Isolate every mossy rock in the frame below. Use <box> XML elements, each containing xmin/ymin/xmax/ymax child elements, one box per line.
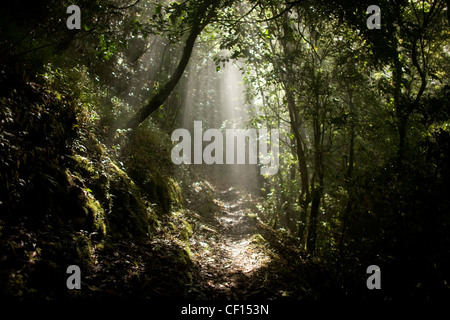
<box><xmin>72</xmin><ymin>233</ymin><xmax>94</xmax><ymax>269</ymax></box>
<box><xmin>182</xmin><ymin>181</ymin><xmax>219</xmax><ymax>218</ymax></box>
<box><xmin>166</xmin><ymin>178</ymin><xmax>183</xmax><ymax>209</ymax></box>
<box><xmin>177</xmin><ymin>246</ymin><xmax>193</xmax><ymax>269</ymax></box>
<box><xmin>38</xmin><ymin>233</ymin><xmax>93</xmax><ymax>271</ymax></box>
<box><xmin>83</xmin><ymin>193</ymin><xmax>107</xmax><ymax>237</ymax></box>
<box><xmin>106</xmin><ymin>162</ymin><xmax>156</xmax><ymax>239</ymax></box>
<box><xmin>170</xmin><ymin>211</ymin><xmax>194</xmax><ymax>242</ymax></box>
<box><xmin>180</xmin><ymin>219</ymin><xmax>193</xmax><ymax>241</ymax></box>
<box><xmin>67</xmin><ymin>146</ymin><xmax>158</xmax><ymax>240</ymax></box>
<box><xmin>140</xmin><ymin>170</ymin><xmax>170</xmax><ymax>213</ymax></box>
<box><xmin>127</xmin><ymin>167</ymin><xmax>184</xmax><ymax>215</ymax></box>
<box><xmin>68</xmin><ymin>154</ymin><xmax>95</xmax><ymax>177</ymax></box>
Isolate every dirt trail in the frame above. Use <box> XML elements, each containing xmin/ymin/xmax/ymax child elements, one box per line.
<box><xmin>189</xmin><ymin>187</ymin><xmax>271</xmax><ymax>299</ymax></box>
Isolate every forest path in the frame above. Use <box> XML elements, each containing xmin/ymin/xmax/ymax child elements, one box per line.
<box><xmin>189</xmin><ymin>187</ymin><xmax>272</xmax><ymax>299</ymax></box>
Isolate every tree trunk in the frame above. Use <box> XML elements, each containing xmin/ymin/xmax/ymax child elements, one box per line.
<box><xmin>276</xmin><ymin>24</ymin><xmax>311</xmax><ymax>241</ymax></box>
<box><xmin>284</xmin><ymin>89</ymin><xmax>311</xmax><ymax>238</ymax></box>
<box><xmin>306</xmin><ymin>186</ymin><xmax>322</xmax><ymax>256</ymax></box>
<box><xmin>339</xmin><ymin>92</ymin><xmax>356</xmax><ymax>259</ymax></box>
<box><xmin>447</xmin><ymin>0</ymin><xmax>450</xmax><ymax>24</ymax></box>
<box><xmin>392</xmin><ymin>52</ymin><xmax>406</xmax><ymax>165</ymax></box>
<box><xmin>345</xmin><ymin>94</ymin><xmax>355</xmax><ymax>182</ymax></box>
<box><xmin>307</xmin><ymin>135</ymin><xmax>324</xmax><ymax>256</ymax></box>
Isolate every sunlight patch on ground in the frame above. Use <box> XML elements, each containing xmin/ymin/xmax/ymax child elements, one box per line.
<box><xmin>221</xmin><ymin>237</ymin><xmax>270</xmax><ymax>274</ymax></box>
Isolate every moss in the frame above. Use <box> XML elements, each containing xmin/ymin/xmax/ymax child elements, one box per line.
<box><xmin>130</xmin><ymin>168</ymin><xmax>180</xmax><ymax>215</ymax></box>
<box><xmin>251</xmin><ymin>234</ymin><xmax>267</xmax><ymax>248</ymax></box>
<box><xmin>83</xmin><ymin>193</ymin><xmax>107</xmax><ymax>237</ymax></box>
<box><xmin>176</xmin><ymin>244</ymin><xmax>193</xmax><ymax>269</ymax></box>
<box><xmin>178</xmin><ymin>224</ymin><xmax>192</xmax><ymax>243</ymax></box>
<box><xmin>246</xmin><ymin>211</ymin><xmax>258</xmax><ymax>219</ymax></box>
<box><xmin>180</xmin><ymin>219</ymin><xmax>193</xmax><ymax>239</ymax></box>
<box><xmin>84</xmin><ymin>132</ymin><xmax>106</xmax><ymax>160</ymax></box>
<box><xmin>167</xmin><ymin>221</ymin><xmax>176</xmax><ymax>231</ymax></box>
<box><xmin>72</xmin><ymin>233</ymin><xmax>93</xmax><ymax>269</ymax></box>
<box><xmin>68</xmin><ymin>154</ymin><xmax>95</xmax><ymax>177</ymax></box>
<box><xmin>167</xmin><ymin>178</ymin><xmax>183</xmax><ymax>210</ymax></box>
<box><xmin>170</xmin><ymin>211</ymin><xmax>193</xmax><ymax>242</ymax></box>
<box><xmin>106</xmin><ymin>162</ymin><xmax>156</xmax><ymax>239</ymax></box>
<box><xmin>69</xmin><ymin>138</ymin><xmax>160</xmax><ymax>240</ymax></box>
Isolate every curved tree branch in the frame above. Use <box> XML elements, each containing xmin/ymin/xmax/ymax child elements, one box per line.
<box><xmin>123</xmin><ymin>0</ymin><xmax>221</xmax><ymax>132</ymax></box>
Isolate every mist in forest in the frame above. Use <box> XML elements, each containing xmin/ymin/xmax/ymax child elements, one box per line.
<box><xmin>176</xmin><ymin>54</ymin><xmax>262</xmax><ymax>194</ymax></box>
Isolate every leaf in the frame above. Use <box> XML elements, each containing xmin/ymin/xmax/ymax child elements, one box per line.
<box><xmin>154</xmin><ymin>4</ymin><xmax>162</xmax><ymax>15</ymax></box>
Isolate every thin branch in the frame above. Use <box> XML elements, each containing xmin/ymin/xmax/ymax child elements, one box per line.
<box><xmin>223</xmin><ymin>1</ymin><xmax>261</xmax><ymax>27</ymax></box>
<box><xmin>254</xmin><ymin>1</ymin><xmax>300</xmax><ymax>23</ymax></box>
<box><xmin>107</xmin><ymin>0</ymin><xmax>141</xmax><ymax>10</ymax></box>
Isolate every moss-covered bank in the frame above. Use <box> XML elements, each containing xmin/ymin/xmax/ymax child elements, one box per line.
<box><xmin>0</xmin><ymin>73</ymin><xmax>195</xmax><ymax>300</ymax></box>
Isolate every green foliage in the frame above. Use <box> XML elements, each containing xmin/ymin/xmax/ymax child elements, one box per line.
<box><xmin>0</xmin><ymin>74</ymin><xmax>77</xmax><ymax>220</ymax></box>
